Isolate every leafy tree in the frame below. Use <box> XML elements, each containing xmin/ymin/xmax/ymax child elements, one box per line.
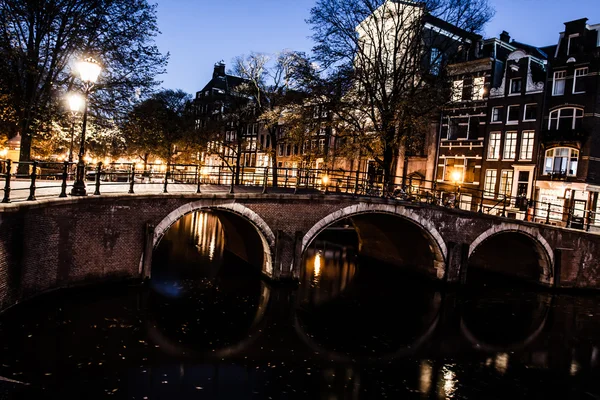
<box><xmin>307</xmin><ymin>0</ymin><xmax>493</xmax><ymax>187</ymax></box>
<box><xmin>0</xmin><ymin>0</ymin><xmax>168</xmax><ymax>170</ymax></box>
<box><xmin>121</xmin><ymin>89</ymin><xmax>194</xmax><ymax>169</ymax></box>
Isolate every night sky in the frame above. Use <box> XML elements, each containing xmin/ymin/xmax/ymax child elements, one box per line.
<box><xmin>153</xmin><ymin>0</ymin><xmax>600</xmax><ymax>95</ymax></box>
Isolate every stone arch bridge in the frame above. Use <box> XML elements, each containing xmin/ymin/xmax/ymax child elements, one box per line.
<box><xmin>0</xmin><ymin>193</ymin><xmax>599</xmax><ymax>310</ymax></box>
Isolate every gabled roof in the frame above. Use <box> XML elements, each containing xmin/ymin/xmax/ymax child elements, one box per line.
<box><xmin>511</xmin><ymin>40</ymin><xmax>549</xmax><ymax>60</ymax></box>
<box><xmin>199</xmin><ymin>74</ymin><xmax>247</xmax><ymax>96</ymax></box>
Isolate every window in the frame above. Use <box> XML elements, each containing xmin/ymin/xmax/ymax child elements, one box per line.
<box><xmin>484</xmin><ymin>170</ymin><xmax>497</xmax><ymax>197</ymax></box>
<box><xmin>430</xmin><ymin>48</ymin><xmax>441</xmax><ymax>75</ymax></box>
<box><xmin>573</xmin><ymin>67</ymin><xmax>588</xmax><ymax>94</ymax></box>
<box><xmin>549</xmin><ymin>107</ymin><xmax>584</xmax><ymax>130</ymax></box>
<box><xmin>553</xmin><ymin>71</ymin><xmax>567</xmax><ymax>96</ymax></box>
<box><xmin>452</xmin><ymin>80</ymin><xmax>463</xmax><ymax>102</ymax></box>
<box><xmin>499</xmin><ymin>170</ymin><xmax>514</xmax><ymax>197</ymax></box>
<box><xmin>472</xmin><ymin>77</ymin><xmax>485</xmax><ymax>100</ymax></box>
<box><xmin>520</xmin><ymin>131</ymin><xmax>535</xmax><ymax>160</ymax></box>
<box><xmin>444</xmin><ymin>158</ymin><xmax>465</xmax><ymax>182</ymax></box>
<box><xmin>468</xmin><ymin>116</ymin><xmax>481</xmax><ymax>139</ymax></box>
<box><xmin>568</xmin><ymin>34</ymin><xmax>580</xmax><ymax>55</ymax></box>
<box><xmin>503</xmin><ymin>132</ymin><xmax>517</xmax><ymax>160</ymax></box>
<box><xmin>491</xmin><ymin>107</ymin><xmax>503</xmax><ymax>123</ymax></box>
<box><xmin>523</xmin><ymin>104</ymin><xmax>537</xmax><ymax>121</ymax></box>
<box><xmin>509</xmin><ymin>78</ymin><xmax>522</xmax><ymax>95</ymax></box>
<box><xmin>507</xmin><ymin>105</ymin><xmax>519</xmax><ymax>124</ymax></box>
<box><xmin>487</xmin><ymin>132</ymin><xmax>501</xmax><ymax>159</ymax></box>
<box><xmin>544</xmin><ymin>147</ymin><xmax>579</xmax><ymax>176</ymax></box>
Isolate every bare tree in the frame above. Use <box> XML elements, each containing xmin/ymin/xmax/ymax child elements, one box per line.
<box><xmin>307</xmin><ymin>0</ymin><xmax>493</xmax><ymax>187</ymax></box>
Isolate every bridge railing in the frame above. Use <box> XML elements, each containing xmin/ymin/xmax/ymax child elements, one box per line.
<box><xmin>0</xmin><ymin>159</ymin><xmax>596</xmax><ymax>231</ymax></box>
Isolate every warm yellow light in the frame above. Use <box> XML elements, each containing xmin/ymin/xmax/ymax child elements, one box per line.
<box><xmin>314</xmin><ymin>251</ymin><xmax>322</xmax><ymax>279</ymax></box>
<box><xmin>451</xmin><ymin>170</ymin><xmax>462</xmax><ymax>183</ymax></box>
<box><xmin>77</xmin><ymin>57</ymin><xmax>102</xmax><ymax>84</ymax></box>
<box><xmin>155</xmin><ymin>159</ymin><xmax>163</xmax><ymax>165</ymax></box>
<box><xmin>84</xmin><ymin>155</ymin><xmax>92</xmax><ymax>163</ymax></box>
<box><xmin>322</xmin><ymin>175</ymin><xmax>330</xmax><ymax>185</ymax></box>
<box><xmin>67</xmin><ymin>93</ymin><xmax>84</xmax><ymax>113</ymax></box>
<box><xmin>0</xmin><ymin>148</ymin><xmax>7</xmax><ymax>158</ymax></box>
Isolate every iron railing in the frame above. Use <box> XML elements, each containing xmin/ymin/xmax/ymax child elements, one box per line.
<box><xmin>0</xmin><ymin>159</ymin><xmax>597</xmax><ymax>232</ymax></box>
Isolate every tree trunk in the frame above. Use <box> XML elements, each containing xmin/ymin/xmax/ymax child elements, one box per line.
<box><xmin>17</xmin><ymin>116</ymin><xmax>33</xmax><ymax>175</ymax></box>
<box><xmin>270</xmin><ymin>129</ymin><xmax>278</xmax><ymax>188</ymax></box>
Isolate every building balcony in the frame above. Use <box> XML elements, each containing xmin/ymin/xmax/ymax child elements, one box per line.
<box><xmin>542</xmin><ymin>128</ymin><xmax>587</xmax><ymax>144</ymax></box>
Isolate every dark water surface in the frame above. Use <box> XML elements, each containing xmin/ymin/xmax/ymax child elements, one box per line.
<box><xmin>1</xmin><ymin>211</ymin><xmax>600</xmax><ymax>399</ymax></box>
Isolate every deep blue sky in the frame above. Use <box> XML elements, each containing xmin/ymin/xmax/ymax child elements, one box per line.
<box><xmin>154</xmin><ymin>0</ymin><xmax>600</xmax><ymax>95</ymax></box>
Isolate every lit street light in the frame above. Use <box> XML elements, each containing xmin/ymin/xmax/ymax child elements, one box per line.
<box><xmin>71</xmin><ymin>57</ymin><xmax>102</xmax><ymax>196</ymax></box>
<box><xmin>67</xmin><ymin>93</ymin><xmax>84</xmax><ymax>164</ymax></box>
<box><xmin>451</xmin><ymin>170</ymin><xmax>462</xmax><ymax>208</ymax></box>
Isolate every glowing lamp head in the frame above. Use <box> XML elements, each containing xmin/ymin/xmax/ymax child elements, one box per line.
<box><xmin>451</xmin><ymin>170</ymin><xmax>462</xmax><ymax>183</ymax></box>
<box><xmin>77</xmin><ymin>57</ymin><xmax>102</xmax><ymax>84</ymax></box>
<box><xmin>0</xmin><ymin>148</ymin><xmax>7</xmax><ymax>158</ymax></box>
<box><xmin>322</xmin><ymin>175</ymin><xmax>330</xmax><ymax>185</ymax></box>
<box><xmin>67</xmin><ymin>93</ymin><xmax>84</xmax><ymax>113</ymax></box>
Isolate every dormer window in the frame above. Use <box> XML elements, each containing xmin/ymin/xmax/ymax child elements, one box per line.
<box><xmin>509</xmin><ymin>78</ymin><xmax>522</xmax><ymax>95</ymax></box>
<box><xmin>567</xmin><ymin>34</ymin><xmax>580</xmax><ymax>55</ymax></box>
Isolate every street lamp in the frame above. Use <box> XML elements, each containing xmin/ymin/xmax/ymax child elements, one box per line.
<box><xmin>451</xmin><ymin>170</ymin><xmax>462</xmax><ymax>207</ymax></box>
<box><xmin>71</xmin><ymin>57</ymin><xmax>102</xmax><ymax>196</ymax></box>
<box><xmin>67</xmin><ymin>93</ymin><xmax>84</xmax><ymax>164</ymax></box>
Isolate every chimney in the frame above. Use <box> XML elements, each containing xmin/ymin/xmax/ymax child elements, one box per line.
<box><xmin>213</xmin><ymin>61</ymin><xmax>226</xmax><ymax>79</ymax></box>
<box><xmin>500</xmin><ymin>31</ymin><xmax>511</xmax><ymax>43</ymax></box>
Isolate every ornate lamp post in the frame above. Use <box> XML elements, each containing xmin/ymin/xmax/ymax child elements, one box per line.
<box><xmin>71</xmin><ymin>57</ymin><xmax>102</xmax><ymax>196</ymax></box>
<box><xmin>67</xmin><ymin>93</ymin><xmax>84</xmax><ymax>164</ymax></box>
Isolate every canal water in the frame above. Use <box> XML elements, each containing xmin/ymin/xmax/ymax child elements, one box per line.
<box><xmin>0</xmin><ymin>211</ymin><xmax>599</xmax><ymax>399</ymax></box>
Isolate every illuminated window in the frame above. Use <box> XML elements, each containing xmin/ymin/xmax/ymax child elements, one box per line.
<box><xmin>484</xmin><ymin>170</ymin><xmax>497</xmax><ymax>198</ymax></box>
<box><xmin>487</xmin><ymin>132</ymin><xmax>501</xmax><ymax>160</ymax></box>
<box><xmin>503</xmin><ymin>132</ymin><xmax>517</xmax><ymax>160</ymax></box>
<box><xmin>472</xmin><ymin>77</ymin><xmax>485</xmax><ymax>100</ymax></box>
<box><xmin>553</xmin><ymin>71</ymin><xmax>566</xmax><ymax>96</ymax></box>
<box><xmin>499</xmin><ymin>170</ymin><xmax>514</xmax><ymax>197</ymax></box>
<box><xmin>520</xmin><ymin>131</ymin><xmax>535</xmax><ymax>160</ymax></box>
<box><xmin>544</xmin><ymin>147</ymin><xmax>578</xmax><ymax>176</ymax></box>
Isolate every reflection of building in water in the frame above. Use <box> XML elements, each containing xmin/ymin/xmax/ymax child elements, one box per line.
<box><xmin>191</xmin><ymin>211</ymin><xmax>225</xmax><ymax>262</ymax></box>
<box><xmin>299</xmin><ymin>239</ymin><xmax>357</xmax><ymax>305</ymax></box>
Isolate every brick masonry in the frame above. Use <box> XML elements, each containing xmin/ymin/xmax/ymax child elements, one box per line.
<box><xmin>1</xmin><ymin>193</ymin><xmax>600</xmax><ymax>311</ymax></box>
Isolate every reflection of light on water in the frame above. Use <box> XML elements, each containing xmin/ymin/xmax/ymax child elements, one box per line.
<box><xmin>570</xmin><ymin>360</ymin><xmax>580</xmax><ymax>376</ymax></box>
<box><xmin>192</xmin><ymin>211</ymin><xmax>225</xmax><ymax>261</ymax></box>
<box><xmin>419</xmin><ymin>360</ymin><xmax>433</xmax><ymax>395</ymax></box>
<box><xmin>495</xmin><ymin>353</ymin><xmax>509</xmax><ymax>375</ymax></box>
<box><xmin>314</xmin><ymin>251</ymin><xmax>322</xmax><ymax>281</ymax></box>
<box><xmin>438</xmin><ymin>365</ymin><xmax>457</xmax><ymax>399</ymax></box>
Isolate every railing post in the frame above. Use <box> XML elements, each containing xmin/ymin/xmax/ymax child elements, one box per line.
<box><xmin>501</xmin><ymin>196</ymin><xmax>507</xmax><ymax>217</ymax></box>
<box><xmin>2</xmin><ymin>160</ymin><xmax>10</xmax><ymax>203</ymax></box>
<box><xmin>163</xmin><ymin>163</ymin><xmax>169</xmax><ymax>193</ymax></box>
<box><xmin>196</xmin><ymin>165</ymin><xmax>201</xmax><ymax>194</ymax></box>
<box><xmin>546</xmin><ymin>203</ymin><xmax>551</xmax><ymax>224</ymax></box>
<box><xmin>94</xmin><ymin>162</ymin><xmax>102</xmax><ymax>195</ymax></box>
<box><xmin>284</xmin><ymin>168</ymin><xmax>289</xmax><ymax>188</ymax></box>
<box><xmin>262</xmin><ymin>167</ymin><xmax>269</xmax><ymax>195</ymax></box>
<box><xmin>294</xmin><ymin>168</ymin><xmax>301</xmax><ymax>195</ymax></box>
<box><xmin>27</xmin><ymin>161</ymin><xmax>38</xmax><ymax>201</ymax></box>
<box><xmin>59</xmin><ymin>161</ymin><xmax>69</xmax><ymax>198</ymax></box>
<box><xmin>354</xmin><ymin>169</ymin><xmax>360</xmax><ymax>195</ymax></box>
<box><xmin>128</xmin><ymin>164</ymin><xmax>135</xmax><ymax>194</ymax></box>
<box><xmin>478</xmin><ymin>193</ymin><xmax>484</xmax><ymax>213</ymax></box>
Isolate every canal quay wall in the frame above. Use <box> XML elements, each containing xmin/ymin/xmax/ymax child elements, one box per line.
<box><xmin>0</xmin><ymin>193</ymin><xmax>600</xmax><ymax>310</ymax></box>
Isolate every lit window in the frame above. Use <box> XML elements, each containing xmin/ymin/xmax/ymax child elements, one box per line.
<box><xmin>553</xmin><ymin>71</ymin><xmax>566</xmax><ymax>96</ymax></box>
<box><xmin>484</xmin><ymin>170</ymin><xmax>497</xmax><ymax>198</ymax></box>
<box><xmin>523</xmin><ymin>104</ymin><xmax>537</xmax><ymax>121</ymax></box>
<box><xmin>499</xmin><ymin>170</ymin><xmax>514</xmax><ymax>197</ymax></box>
<box><xmin>503</xmin><ymin>132</ymin><xmax>517</xmax><ymax>160</ymax></box>
<box><xmin>544</xmin><ymin>147</ymin><xmax>579</xmax><ymax>176</ymax></box>
<box><xmin>472</xmin><ymin>77</ymin><xmax>485</xmax><ymax>100</ymax></box>
<box><xmin>507</xmin><ymin>105</ymin><xmax>519</xmax><ymax>124</ymax></box>
<box><xmin>520</xmin><ymin>131</ymin><xmax>535</xmax><ymax>160</ymax></box>
<box><xmin>549</xmin><ymin>107</ymin><xmax>584</xmax><ymax>130</ymax></box>
<box><xmin>452</xmin><ymin>80</ymin><xmax>463</xmax><ymax>102</ymax></box>
<box><xmin>444</xmin><ymin>158</ymin><xmax>465</xmax><ymax>182</ymax></box>
<box><xmin>573</xmin><ymin>67</ymin><xmax>588</xmax><ymax>94</ymax></box>
<box><xmin>491</xmin><ymin>107</ymin><xmax>503</xmax><ymax>123</ymax></box>
<box><xmin>487</xmin><ymin>132</ymin><xmax>501</xmax><ymax>160</ymax></box>
<box><xmin>509</xmin><ymin>78</ymin><xmax>522</xmax><ymax>95</ymax></box>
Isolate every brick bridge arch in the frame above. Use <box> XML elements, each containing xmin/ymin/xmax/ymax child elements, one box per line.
<box><xmin>468</xmin><ymin>224</ymin><xmax>555</xmax><ymax>285</ymax></box>
<box><xmin>151</xmin><ymin>200</ymin><xmax>276</xmax><ymax>277</ymax></box>
<box><xmin>301</xmin><ymin>203</ymin><xmax>448</xmax><ymax>279</ymax></box>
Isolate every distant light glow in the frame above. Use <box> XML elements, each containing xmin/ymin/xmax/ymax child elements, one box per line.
<box><xmin>495</xmin><ymin>353</ymin><xmax>509</xmax><ymax>375</ymax></box>
<box><xmin>419</xmin><ymin>360</ymin><xmax>433</xmax><ymax>395</ymax></box>
<box><xmin>314</xmin><ymin>251</ymin><xmax>322</xmax><ymax>278</ymax></box>
<box><xmin>451</xmin><ymin>170</ymin><xmax>462</xmax><ymax>183</ymax></box>
<box><xmin>322</xmin><ymin>175</ymin><xmax>329</xmax><ymax>186</ymax></box>
<box><xmin>441</xmin><ymin>365</ymin><xmax>457</xmax><ymax>398</ymax></box>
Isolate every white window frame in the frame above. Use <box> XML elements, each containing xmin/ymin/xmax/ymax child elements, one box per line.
<box><xmin>520</xmin><ymin>131</ymin><xmax>535</xmax><ymax>161</ymax></box>
<box><xmin>506</xmin><ymin>105</ymin><xmax>519</xmax><ymax>125</ymax></box>
<box><xmin>548</xmin><ymin>107</ymin><xmax>584</xmax><ymax>130</ymax></box>
<box><xmin>484</xmin><ymin>170</ymin><xmax>497</xmax><ymax>198</ymax></box>
<box><xmin>543</xmin><ymin>147</ymin><xmax>579</xmax><ymax>177</ymax></box>
<box><xmin>573</xmin><ymin>67</ymin><xmax>589</xmax><ymax>94</ymax></box>
<box><xmin>503</xmin><ymin>131</ymin><xmax>518</xmax><ymax>160</ymax></box>
<box><xmin>523</xmin><ymin>104</ymin><xmax>537</xmax><ymax>122</ymax></box>
<box><xmin>567</xmin><ymin>33</ymin><xmax>580</xmax><ymax>55</ymax></box>
<box><xmin>472</xmin><ymin>77</ymin><xmax>485</xmax><ymax>100</ymax></box>
<box><xmin>499</xmin><ymin>170</ymin><xmax>514</xmax><ymax>198</ymax></box>
<box><xmin>491</xmin><ymin>106</ymin><xmax>502</xmax><ymax>123</ymax></box>
<box><xmin>487</xmin><ymin>132</ymin><xmax>501</xmax><ymax>160</ymax></box>
<box><xmin>452</xmin><ymin>80</ymin><xmax>463</xmax><ymax>102</ymax></box>
<box><xmin>553</xmin><ymin>71</ymin><xmax>567</xmax><ymax>96</ymax></box>
<box><xmin>509</xmin><ymin>78</ymin><xmax>522</xmax><ymax>95</ymax></box>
